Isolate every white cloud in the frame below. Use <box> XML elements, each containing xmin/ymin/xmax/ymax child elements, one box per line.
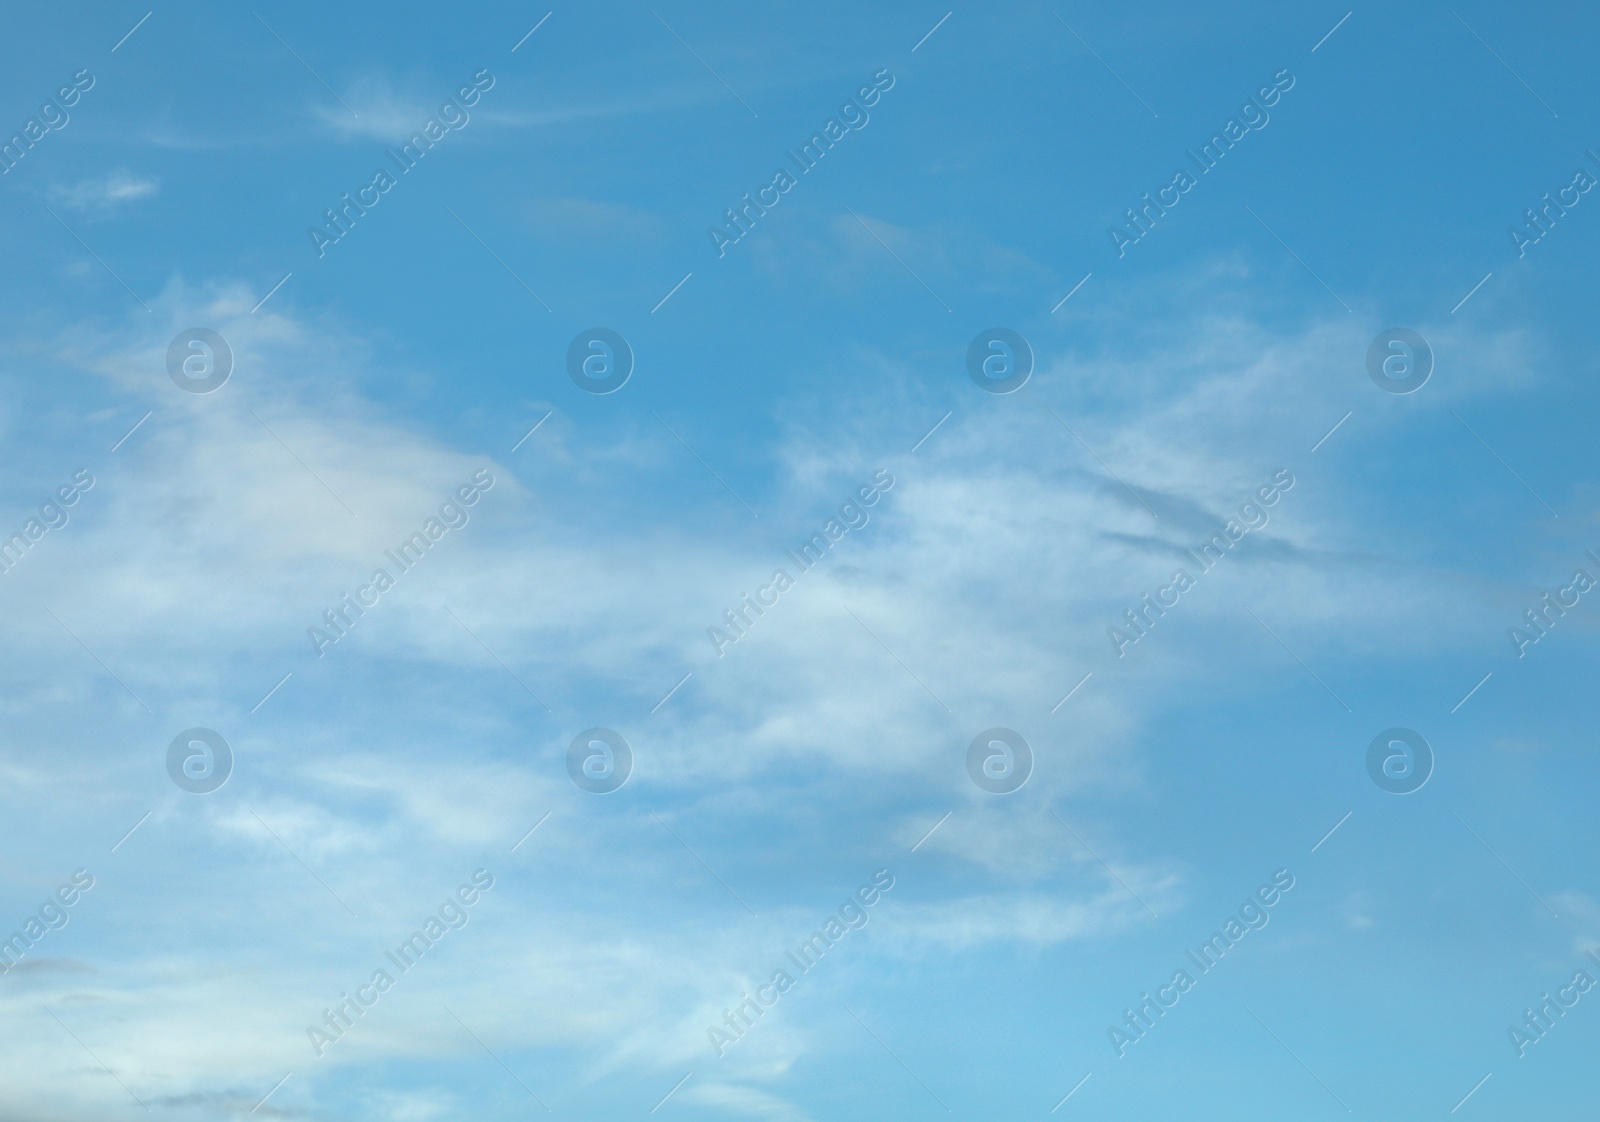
<box><xmin>49</xmin><ymin>170</ymin><xmax>158</xmax><ymax>213</ymax></box>
<box><xmin>0</xmin><ymin>281</ymin><xmax>1548</xmax><ymax>1117</ymax></box>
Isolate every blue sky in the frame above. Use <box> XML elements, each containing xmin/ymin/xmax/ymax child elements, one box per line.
<box><xmin>2</xmin><ymin>1</ymin><xmax>1599</xmax><ymax>1119</ymax></box>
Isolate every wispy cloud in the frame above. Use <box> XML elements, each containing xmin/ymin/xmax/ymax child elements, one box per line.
<box><xmin>49</xmin><ymin>170</ymin><xmax>158</xmax><ymax>214</ymax></box>
<box><xmin>0</xmin><ymin>280</ymin><xmax>1553</xmax><ymax>1117</ymax></box>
